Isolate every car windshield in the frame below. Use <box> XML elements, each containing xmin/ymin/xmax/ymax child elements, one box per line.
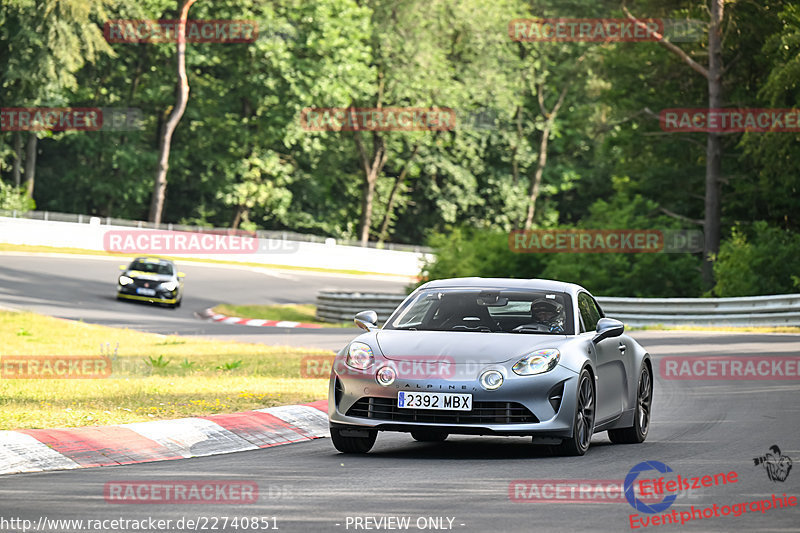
<box><xmin>128</xmin><ymin>261</ymin><xmax>173</xmax><ymax>276</ymax></box>
<box><xmin>386</xmin><ymin>288</ymin><xmax>573</xmax><ymax>335</ymax></box>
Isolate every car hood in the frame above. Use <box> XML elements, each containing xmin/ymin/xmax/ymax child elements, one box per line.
<box><xmin>374</xmin><ymin>330</ymin><xmax>567</xmax><ymax>364</ymax></box>
<box><xmin>124</xmin><ymin>270</ymin><xmax>173</xmax><ymax>282</ymax></box>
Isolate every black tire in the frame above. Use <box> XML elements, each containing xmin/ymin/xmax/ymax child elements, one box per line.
<box><xmin>411</xmin><ymin>431</ymin><xmax>448</xmax><ymax>442</ymax></box>
<box><xmin>558</xmin><ymin>369</ymin><xmax>595</xmax><ymax>456</ymax></box>
<box><xmin>175</xmin><ymin>298</ymin><xmax>182</xmax><ymax>308</ymax></box>
<box><xmin>330</xmin><ymin>426</ymin><xmax>377</xmax><ymax>453</ymax></box>
<box><xmin>608</xmin><ymin>364</ymin><xmax>652</xmax><ymax>444</ymax></box>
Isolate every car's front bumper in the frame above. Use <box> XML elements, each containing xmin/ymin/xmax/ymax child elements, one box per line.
<box><xmin>328</xmin><ymin>361</ymin><xmax>580</xmax><ymax>438</ymax></box>
<box><xmin>117</xmin><ymin>286</ymin><xmax>178</xmax><ymax>304</ymax></box>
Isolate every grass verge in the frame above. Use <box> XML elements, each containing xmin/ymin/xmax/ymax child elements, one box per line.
<box><xmin>212</xmin><ymin>303</ymin><xmax>351</xmax><ymax>327</ymax></box>
<box><xmin>0</xmin><ymin>310</ymin><xmax>333</xmax><ymax>430</ymax></box>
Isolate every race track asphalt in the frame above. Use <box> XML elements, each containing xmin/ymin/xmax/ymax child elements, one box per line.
<box><xmin>0</xmin><ymin>253</ymin><xmax>408</xmax><ymax>350</ymax></box>
<box><xmin>1</xmin><ymin>253</ymin><xmax>798</xmax><ymax>532</ymax></box>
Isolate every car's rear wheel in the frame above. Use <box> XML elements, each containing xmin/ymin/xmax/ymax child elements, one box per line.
<box><xmin>330</xmin><ymin>426</ymin><xmax>377</xmax><ymax>453</ymax></box>
<box><xmin>411</xmin><ymin>431</ymin><xmax>448</xmax><ymax>442</ymax></box>
<box><xmin>608</xmin><ymin>364</ymin><xmax>652</xmax><ymax>444</ymax></box>
<box><xmin>557</xmin><ymin>369</ymin><xmax>595</xmax><ymax>456</ymax></box>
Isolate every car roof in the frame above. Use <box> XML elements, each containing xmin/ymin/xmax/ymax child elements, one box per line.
<box><xmin>419</xmin><ymin>277</ymin><xmax>586</xmax><ymax>296</ymax></box>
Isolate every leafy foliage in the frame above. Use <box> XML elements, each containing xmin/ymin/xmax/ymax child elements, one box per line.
<box><xmin>713</xmin><ymin>222</ymin><xmax>800</xmax><ymax>297</ymax></box>
<box><xmin>0</xmin><ymin>0</ymin><xmax>798</xmax><ymax>296</ymax></box>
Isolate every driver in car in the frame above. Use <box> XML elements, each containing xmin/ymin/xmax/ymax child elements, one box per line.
<box><xmin>531</xmin><ymin>299</ymin><xmax>565</xmax><ymax>333</ymax></box>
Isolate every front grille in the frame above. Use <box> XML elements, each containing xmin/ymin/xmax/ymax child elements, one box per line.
<box><xmin>345</xmin><ymin>397</ymin><xmax>538</xmax><ymax>424</ymax></box>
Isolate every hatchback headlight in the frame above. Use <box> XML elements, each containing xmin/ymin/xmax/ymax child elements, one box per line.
<box><xmin>118</xmin><ymin>275</ymin><xmax>134</xmax><ymax>286</ymax></box>
<box><xmin>512</xmin><ymin>349</ymin><xmax>560</xmax><ymax>376</ymax></box>
<box><xmin>161</xmin><ymin>280</ymin><xmax>179</xmax><ymax>291</ymax></box>
<box><xmin>346</xmin><ymin>342</ymin><xmax>374</xmax><ymax>370</ymax></box>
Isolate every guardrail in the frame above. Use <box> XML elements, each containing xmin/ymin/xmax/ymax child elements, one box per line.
<box><xmin>315</xmin><ymin>290</ymin><xmax>800</xmax><ymax>327</ymax></box>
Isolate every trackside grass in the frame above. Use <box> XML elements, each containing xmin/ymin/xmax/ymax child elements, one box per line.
<box><xmin>0</xmin><ymin>311</ymin><xmax>332</xmax><ymax>430</ymax></box>
<box><xmin>212</xmin><ymin>303</ymin><xmax>351</xmax><ymax>327</ymax></box>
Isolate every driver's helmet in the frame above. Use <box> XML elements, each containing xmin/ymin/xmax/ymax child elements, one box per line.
<box><xmin>531</xmin><ymin>299</ymin><xmax>561</xmax><ymax>326</ymax></box>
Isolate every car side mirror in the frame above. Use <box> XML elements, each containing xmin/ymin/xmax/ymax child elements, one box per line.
<box><xmin>178</xmin><ymin>272</ymin><xmax>186</xmax><ymax>278</ymax></box>
<box><xmin>354</xmin><ymin>310</ymin><xmax>378</xmax><ymax>331</ymax></box>
<box><xmin>592</xmin><ymin>317</ymin><xmax>624</xmax><ymax>343</ymax></box>
<box><xmin>119</xmin><ymin>265</ymin><xmax>126</xmax><ymax>270</ymax></box>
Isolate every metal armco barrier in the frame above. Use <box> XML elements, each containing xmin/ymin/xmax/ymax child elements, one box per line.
<box><xmin>316</xmin><ymin>290</ymin><xmax>800</xmax><ymax>327</ymax></box>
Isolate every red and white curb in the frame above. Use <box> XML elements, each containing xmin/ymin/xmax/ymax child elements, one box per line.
<box><xmin>0</xmin><ymin>400</ymin><xmax>329</xmax><ymax>476</ymax></box>
<box><xmin>199</xmin><ymin>308</ymin><xmax>324</xmax><ymax>329</ymax></box>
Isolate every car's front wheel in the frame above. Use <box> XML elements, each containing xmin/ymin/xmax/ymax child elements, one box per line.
<box><xmin>558</xmin><ymin>369</ymin><xmax>595</xmax><ymax>456</ymax></box>
<box><xmin>411</xmin><ymin>431</ymin><xmax>448</xmax><ymax>442</ymax></box>
<box><xmin>330</xmin><ymin>426</ymin><xmax>377</xmax><ymax>453</ymax></box>
<box><xmin>608</xmin><ymin>364</ymin><xmax>652</xmax><ymax>444</ymax></box>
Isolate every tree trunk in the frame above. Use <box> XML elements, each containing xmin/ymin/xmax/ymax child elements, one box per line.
<box><xmin>231</xmin><ymin>205</ymin><xmax>246</xmax><ymax>229</ymax></box>
<box><xmin>523</xmin><ymin>83</ymin><xmax>568</xmax><ymax>230</ymax></box>
<box><xmin>624</xmin><ymin>3</ymin><xmax>724</xmax><ymax>289</ymax></box>
<box><xmin>359</xmin><ymin>161</ymin><xmax>381</xmax><ymax>246</ymax></box>
<box><xmin>148</xmin><ymin>0</ymin><xmax>197</xmax><ymax>224</ymax></box>
<box><xmin>703</xmin><ymin>0</ymin><xmax>724</xmax><ymax>288</ymax></box>
<box><xmin>12</xmin><ymin>131</ymin><xmax>23</xmax><ymax>188</ymax></box>
<box><xmin>377</xmin><ymin>144</ymin><xmax>419</xmax><ymax>244</ymax></box>
<box><xmin>511</xmin><ymin>105</ymin><xmax>522</xmax><ymax>185</ymax></box>
<box><xmin>524</xmin><ymin>122</ymin><xmax>551</xmax><ymax>230</ymax></box>
<box><xmin>24</xmin><ymin>132</ymin><xmax>37</xmax><ymax>198</ymax></box>
<box><xmin>355</xmin><ymin>132</ymin><xmax>388</xmax><ymax>247</ymax></box>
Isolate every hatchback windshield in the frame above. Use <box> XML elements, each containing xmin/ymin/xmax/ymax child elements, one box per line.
<box><xmin>386</xmin><ymin>289</ymin><xmax>573</xmax><ymax>335</ymax></box>
<box><xmin>129</xmin><ymin>260</ymin><xmax>174</xmax><ymax>276</ymax></box>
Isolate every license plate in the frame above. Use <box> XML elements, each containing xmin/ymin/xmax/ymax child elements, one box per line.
<box><xmin>136</xmin><ymin>288</ymin><xmax>156</xmax><ymax>296</ymax></box>
<box><xmin>397</xmin><ymin>391</ymin><xmax>472</xmax><ymax>411</ymax></box>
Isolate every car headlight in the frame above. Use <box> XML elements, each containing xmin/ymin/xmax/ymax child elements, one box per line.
<box><xmin>376</xmin><ymin>366</ymin><xmax>396</xmax><ymax>386</ymax></box>
<box><xmin>118</xmin><ymin>276</ymin><xmax>134</xmax><ymax>286</ymax></box>
<box><xmin>346</xmin><ymin>342</ymin><xmax>374</xmax><ymax>370</ymax></box>
<box><xmin>161</xmin><ymin>281</ymin><xmax>179</xmax><ymax>291</ymax></box>
<box><xmin>512</xmin><ymin>349</ymin><xmax>560</xmax><ymax>376</ymax></box>
<box><xmin>479</xmin><ymin>369</ymin><xmax>504</xmax><ymax>390</ymax></box>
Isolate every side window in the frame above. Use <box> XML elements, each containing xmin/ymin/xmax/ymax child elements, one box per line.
<box><xmin>578</xmin><ymin>293</ymin><xmax>601</xmax><ymax>331</ymax></box>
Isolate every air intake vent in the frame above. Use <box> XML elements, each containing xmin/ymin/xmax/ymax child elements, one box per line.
<box><xmin>345</xmin><ymin>397</ymin><xmax>538</xmax><ymax>424</ymax></box>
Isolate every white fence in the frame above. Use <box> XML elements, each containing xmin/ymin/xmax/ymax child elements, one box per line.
<box><xmin>0</xmin><ymin>215</ymin><xmax>429</xmax><ymax>277</ymax></box>
<box><xmin>315</xmin><ymin>290</ymin><xmax>800</xmax><ymax>327</ymax></box>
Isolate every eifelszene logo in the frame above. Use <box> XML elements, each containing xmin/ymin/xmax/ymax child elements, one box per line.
<box><xmin>753</xmin><ymin>445</ymin><xmax>793</xmax><ymax>482</ymax></box>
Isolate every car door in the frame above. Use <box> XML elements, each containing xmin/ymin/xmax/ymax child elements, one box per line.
<box><xmin>578</xmin><ymin>292</ymin><xmax>624</xmax><ymax>422</ymax></box>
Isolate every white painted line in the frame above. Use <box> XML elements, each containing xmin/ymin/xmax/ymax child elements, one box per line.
<box><xmin>259</xmin><ymin>405</ymin><xmax>329</xmax><ymax>438</ymax></box>
<box><xmin>122</xmin><ymin>418</ymin><xmax>258</xmax><ymax>458</ymax></box>
<box><xmin>0</xmin><ymin>431</ymin><xmax>80</xmax><ymax>475</ymax></box>
<box><xmin>275</xmin><ymin>321</ymin><xmax>300</xmax><ymax>328</ymax></box>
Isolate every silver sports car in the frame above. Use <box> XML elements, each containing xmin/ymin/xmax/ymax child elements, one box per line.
<box><xmin>327</xmin><ymin>278</ymin><xmax>652</xmax><ymax>456</ymax></box>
